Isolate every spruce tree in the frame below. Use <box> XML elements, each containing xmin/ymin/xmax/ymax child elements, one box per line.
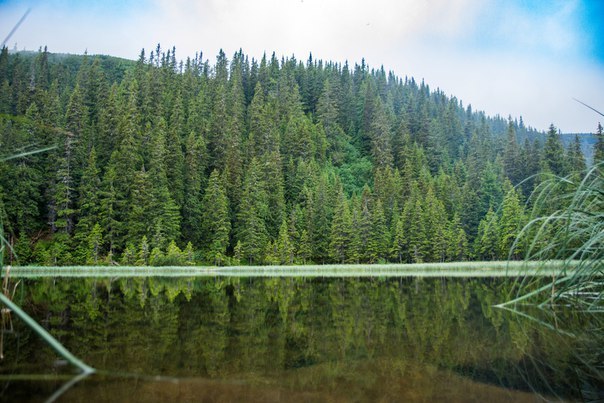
<box><xmin>567</xmin><ymin>134</ymin><xmax>586</xmax><ymax>174</ymax></box>
<box><xmin>503</xmin><ymin>119</ymin><xmax>521</xmax><ymax>184</ymax></box>
<box><xmin>166</xmin><ymin>94</ymin><xmax>186</xmax><ymax>208</ymax></box>
<box><xmin>275</xmin><ymin>218</ymin><xmax>294</xmax><ymax>265</ymax></box>
<box><xmin>474</xmin><ymin>208</ymin><xmax>500</xmax><ymax>260</ymax></box>
<box><xmin>543</xmin><ymin>123</ymin><xmax>567</xmax><ymax>176</ymax></box>
<box><xmin>367</xmin><ymin>199</ymin><xmax>389</xmax><ymax>262</ymax></box>
<box><xmin>390</xmin><ymin>211</ymin><xmax>405</xmax><ymax>263</ymax></box>
<box><xmin>236</xmin><ymin>158</ymin><xmax>269</xmax><ymax>264</ymax></box>
<box><xmin>182</xmin><ymin>131</ymin><xmax>207</xmax><ymax>245</ymax></box>
<box><xmin>497</xmin><ymin>186</ymin><xmax>526</xmax><ymax>259</ymax></box>
<box><xmin>73</xmin><ymin>147</ymin><xmax>102</xmax><ymax>261</ymax></box>
<box><xmin>369</xmin><ymin>97</ymin><xmax>394</xmax><ymax>168</ymax></box>
<box><xmin>99</xmin><ymin>162</ymin><xmax>119</xmax><ymax>259</ymax></box>
<box><xmin>201</xmin><ymin>170</ymin><xmax>231</xmax><ymax>265</ymax></box>
<box><xmin>329</xmin><ymin>190</ymin><xmax>352</xmax><ymax>263</ymax></box>
<box><xmin>147</xmin><ymin>118</ymin><xmax>181</xmax><ymax>247</ymax></box>
<box><xmin>85</xmin><ymin>223</ymin><xmax>103</xmax><ymax>265</ymax></box>
<box><xmin>446</xmin><ymin>213</ymin><xmax>468</xmax><ymax>262</ymax></box>
<box><xmin>593</xmin><ymin>123</ymin><xmax>604</xmax><ymax>165</ymax></box>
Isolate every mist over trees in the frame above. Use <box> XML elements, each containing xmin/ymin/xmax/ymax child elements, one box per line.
<box><xmin>0</xmin><ymin>45</ymin><xmax>594</xmax><ymax>265</ymax></box>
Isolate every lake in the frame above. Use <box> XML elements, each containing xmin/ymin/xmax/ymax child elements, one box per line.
<box><xmin>0</xmin><ymin>267</ymin><xmax>602</xmax><ymax>402</ymax></box>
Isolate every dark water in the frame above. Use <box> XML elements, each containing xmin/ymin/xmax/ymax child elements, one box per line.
<box><xmin>0</xmin><ymin>276</ymin><xmax>602</xmax><ymax>402</ymax></box>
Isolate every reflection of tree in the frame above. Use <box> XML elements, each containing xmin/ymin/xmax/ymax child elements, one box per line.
<box><xmin>5</xmin><ymin>276</ymin><xmax>599</xmax><ymax>400</ymax></box>
<box><xmin>497</xmin><ymin>305</ymin><xmax>604</xmax><ymax>400</ymax></box>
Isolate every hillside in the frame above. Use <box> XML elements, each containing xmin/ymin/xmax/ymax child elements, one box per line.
<box><xmin>0</xmin><ymin>46</ymin><xmax>601</xmax><ymax>266</ymax></box>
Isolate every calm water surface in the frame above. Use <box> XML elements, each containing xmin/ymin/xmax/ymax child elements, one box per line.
<box><xmin>0</xmin><ymin>276</ymin><xmax>601</xmax><ymax>402</ymax></box>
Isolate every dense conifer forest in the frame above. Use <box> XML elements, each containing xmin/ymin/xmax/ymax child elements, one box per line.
<box><xmin>0</xmin><ymin>46</ymin><xmax>601</xmax><ymax>266</ymax></box>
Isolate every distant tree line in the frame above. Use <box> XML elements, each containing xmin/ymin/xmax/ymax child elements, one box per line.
<box><xmin>0</xmin><ymin>45</ymin><xmax>601</xmax><ymax>265</ymax></box>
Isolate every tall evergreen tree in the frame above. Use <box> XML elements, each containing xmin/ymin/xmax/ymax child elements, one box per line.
<box><xmin>275</xmin><ymin>218</ymin><xmax>294</xmax><ymax>265</ymax></box>
<box><xmin>566</xmin><ymin>134</ymin><xmax>586</xmax><ymax>174</ymax></box>
<box><xmin>329</xmin><ymin>189</ymin><xmax>352</xmax><ymax>263</ymax></box>
<box><xmin>236</xmin><ymin>158</ymin><xmax>269</xmax><ymax>263</ymax></box>
<box><xmin>182</xmin><ymin>131</ymin><xmax>207</xmax><ymax>245</ymax></box>
<box><xmin>593</xmin><ymin>123</ymin><xmax>604</xmax><ymax>165</ymax></box>
<box><xmin>73</xmin><ymin>147</ymin><xmax>102</xmax><ymax>261</ymax></box>
<box><xmin>367</xmin><ymin>199</ymin><xmax>389</xmax><ymax>262</ymax></box>
<box><xmin>503</xmin><ymin>119</ymin><xmax>521</xmax><ymax>184</ymax></box>
<box><xmin>201</xmin><ymin>170</ymin><xmax>231</xmax><ymax>265</ymax></box>
<box><xmin>543</xmin><ymin>123</ymin><xmax>566</xmax><ymax>176</ymax></box>
<box><xmin>497</xmin><ymin>185</ymin><xmax>525</xmax><ymax>259</ymax></box>
<box><xmin>147</xmin><ymin>118</ymin><xmax>181</xmax><ymax>247</ymax></box>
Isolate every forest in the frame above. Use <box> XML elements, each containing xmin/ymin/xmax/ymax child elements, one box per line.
<box><xmin>1</xmin><ymin>45</ymin><xmax>602</xmax><ymax>266</ymax></box>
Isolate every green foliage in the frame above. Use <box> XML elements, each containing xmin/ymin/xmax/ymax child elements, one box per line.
<box><xmin>329</xmin><ymin>190</ymin><xmax>352</xmax><ymax>263</ymax></box>
<box><xmin>498</xmin><ymin>186</ymin><xmax>526</xmax><ymax>259</ymax></box>
<box><xmin>502</xmin><ymin>163</ymin><xmax>603</xmax><ymax>312</ymax></box>
<box><xmin>594</xmin><ymin>123</ymin><xmax>604</xmax><ymax>165</ymax></box>
<box><xmin>201</xmin><ymin>170</ymin><xmax>230</xmax><ymax>265</ymax></box>
<box><xmin>236</xmin><ymin>158</ymin><xmax>269</xmax><ymax>264</ymax></box>
<box><xmin>543</xmin><ymin>124</ymin><xmax>567</xmax><ymax>176</ymax></box>
<box><xmin>0</xmin><ymin>48</ymin><xmax>586</xmax><ymax>266</ymax></box>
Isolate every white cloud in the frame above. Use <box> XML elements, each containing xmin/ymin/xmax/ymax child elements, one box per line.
<box><xmin>1</xmin><ymin>0</ymin><xmax>602</xmax><ymax>132</ymax></box>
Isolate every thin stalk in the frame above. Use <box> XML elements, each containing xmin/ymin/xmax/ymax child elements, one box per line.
<box><xmin>0</xmin><ymin>292</ymin><xmax>95</xmax><ymax>374</ymax></box>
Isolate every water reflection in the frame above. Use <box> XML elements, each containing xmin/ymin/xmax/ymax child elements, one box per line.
<box><xmin>0</xmin><ymin>276</ymin><xmax>602</xmax><ymax>401</ymax></box>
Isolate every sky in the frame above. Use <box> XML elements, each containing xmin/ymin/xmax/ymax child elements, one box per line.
<box><xmin>1</xmin><ymin>0</ymin><xmax>603</xmax><ymax>133</ymax></box>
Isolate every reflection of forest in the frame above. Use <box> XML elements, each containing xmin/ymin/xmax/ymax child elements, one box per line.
<box><xmin>2</xmin><ymin>277</ymin><xmax>601</xmax><ymax>401</ymax></box>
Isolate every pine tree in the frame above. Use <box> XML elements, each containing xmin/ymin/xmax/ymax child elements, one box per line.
<box><xmin>422</xmin><ymin>187</ymin><xmax>448</xmax><ymax>262</ymax></box>
<box><xmin>298</xmin><ymin>229</ymin><xmax>312</xmax><ymax>264</ymax></box>
<box><xmin>52</xmin><ymin>130</ymin><xmax>77</xmax><ymax>234</ymax></box>
<box><xmin>201</xmin><ymin>170</ymin><xmax>231</xmax><ymax>265</ymax></box>
<box><xmin>262</xmin><ymin>151</ymin><xmax>286</xmax><ymax>239</ymax></box>
<box><xmin>329</xmin><ymin>190</ymin><xmax>352</xmax><ymax>263</ymax></box>
<box><xmin>0</xmin><ymin>104</ymin><xmax>43</xmax><ymax>238</ymax></box>
<box><xmin>125</xmin><ymin>167</ymin><xmax>152</xmax><ymax>244</ymax></box>
<box><xmin>355</xmin><ymin>185</ymin><xmax>374</xmax><ymax>262</ymax></box>
<box><xmin>86</xmin><ymin>223</ymin><xmax>103</xmax><ymax>265</ymax></box>
<box><xmin>390</xmin><ymin>211</ymin><xmax>406</xmax><ymax>263</ymax></box>
<box><xmin>497</xmin><ymin>186</ymin><xmax>526</xmax><ymax>259</ymax></box>
<box><xmin>73</xmin><ymin>148</ymin><xmax>102</xmax><ymax>261</ymax></box>
<box><xmin>401</xmin><ymin>185</ymin><xmax>427</xmax><ymax>263</ymax></box>
<box><xmin>136</xmin><ymin>235</ymin><xmax>150</xmax><ymax>266</ymax></box>
<box><xmin>317</xmin><ymin>78</ymin><xmax>347</xmax><ymax>164</ymax></box>
<box><xmin>97</xmin><ymin>84</ymin><xmax>121</xmax><ymax>165</ymax></box>
<box><xmin>236</xmin><ymin>158</ymin><xmax>269</xmax><ymax>264</ymax></box>
<box><xmin>594</xmin><ymin>123</ymin><xmax>604</xmax><ymax>165</ymax></box>
<box><xmin>309</xmin><ymin>173</ymin><xmax>334</xmax><ymax>262</ymax></box>
<box><xmin>147</xmin><ymin>118</ymin><xmax>181</xmax><ymax>247</ymax></box>
<box><xmin>369</xmin><ymin>97</ymin><xmax>394</xmax><ymax>168</ymax></box>
<box><xmin>166</xmin><ymin>94</ymin><xmax>186</xmax><ymax>208</ymax></box>
<box><xmin>503</xmin><ymin>119</ymin><xmax>521</xmax><ymax>184</ymax></box>
<box><xmin>566</xmin><ymin>134</ymin><xmax>586</xmax><ymax>175</ymax></box>
<box><xmin>247</xmin><ymin>82</ymin><xmax>279</xmax><ymax>158</ymax></box>
<box><xmin>100</xmin><ymin>82</ymin><xmax>144</xmax><ymax>251</ymax></box>
<box><xmin>367</xmin><ymin>199</ymin><xmax>389</xmax><ymax>262</ymax></box>
<box><xmin>474</xmin><ymin>208</ymin><xmax>500</xmax><ymax>260</ymax></box>
<box><xmin>182</xmin><ymin>131</ymin><xmax>207</xmax><ymax>245</ymax></box>
<box><xmin>99</xmin><ymin>162</ymin><xmax>120</xmax><ymax>259</ymax></box>
<box><xmin>543</xmin><ymin>123</ymin><xmax>567</xmax><ymax>176</ymax></box>
<box><xmin>446</xmin><ymin>214</ymin><xmax>468</xmax><ymax>262</ymax></box>
<box><xmin>275</xmin><ymin>218</ymin><xmax>294</xmax><ymax>265</ymax></box>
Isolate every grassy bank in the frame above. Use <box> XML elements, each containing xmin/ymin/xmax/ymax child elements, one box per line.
<box><xmin>2</xmin><ymin>260</ymin><xmax>583</xmax><ymax>278</ymax></box>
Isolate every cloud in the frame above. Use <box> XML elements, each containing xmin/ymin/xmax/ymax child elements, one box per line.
<box><xmin>145</xmin><ymin>0</ymin><xmax>483</xmax><ymax>63</ymax></box>
<box><xmin>1</xmin><ymin>0</ymin><xmax>602</xmax><ymax>132</ymax></box>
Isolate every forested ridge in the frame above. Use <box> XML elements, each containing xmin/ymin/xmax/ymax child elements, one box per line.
<box><xmin>1</xmin><ymin>45</ymin><xmax>601</xmax><ymax>266</ymax></box>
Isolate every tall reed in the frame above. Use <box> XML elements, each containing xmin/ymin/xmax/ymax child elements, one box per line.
<box><xmin>502</xmin><ymin>163</ymin><xmax>603</xmax><ymax>309</ymax></box>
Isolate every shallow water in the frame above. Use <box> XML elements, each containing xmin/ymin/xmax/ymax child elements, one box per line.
<box><xmin>0</xmin><ymin>275</ymin><xmax>601</xmax><ymax>402</ymax></box>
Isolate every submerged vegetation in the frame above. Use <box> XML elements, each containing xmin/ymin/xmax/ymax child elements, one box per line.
<box><xmin>1</xmin><ymin>45</ymin><xmax>600</xmax><ymax>266</ymax></box>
